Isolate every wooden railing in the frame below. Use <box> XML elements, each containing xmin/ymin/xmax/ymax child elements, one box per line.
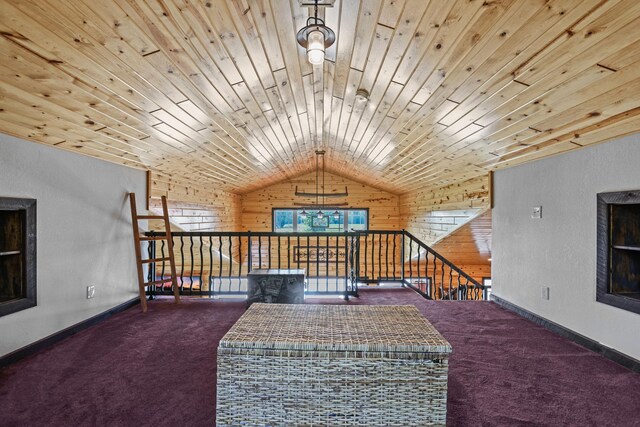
<box><xmin>144</xmin><ymin>230</ymin><xmax>487</xmax><ymax>300</ymax></box>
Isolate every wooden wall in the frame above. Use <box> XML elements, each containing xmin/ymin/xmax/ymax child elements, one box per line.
<box><xmin>241</xmin><ymin>171</ymin><xmax>401</xmax><ymax>231</ymax></box>
<box><xmin>146</xmin><ymin>170</ymin><xmax>491</xmax><ymax>283</ymax></box>
<box><xmin>399</xmin><ymin>175</ymin><xmax>490</xmax><ymax>245</ymax></box>
<box><xmin>150</xmin><ymin>171</ymin><xmax>241</xmax><ymax>232</ymax></box>
<box><xmin>147</xmin><ymin>172</ymin><xmax>242</xmax><ymax>276</ymax></box>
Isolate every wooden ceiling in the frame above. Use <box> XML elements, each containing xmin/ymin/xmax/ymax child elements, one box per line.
<box><xmin>1</xmin><ymin>0</ymin><xmax>639</xmax><ymax>195</ymax></box>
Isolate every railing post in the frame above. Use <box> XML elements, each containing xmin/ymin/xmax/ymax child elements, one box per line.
<box><xmin>247</xmin><ymin>231</ymin><xmax>252</xmax><ymax>273</ymax></box>
<box><xmin>149</xmin><ymin>239</ymin><xmax>156</xmax><ymax>299</ymax></box>
<box><xmin>343</xmin><ymin>232</ymin><xmax>349</xmax><ymax>300</ymax></box>
<box><xmin>401</xmin><ymin>230</ymin><xmax>405</xmax><ymax>286</ymax></box>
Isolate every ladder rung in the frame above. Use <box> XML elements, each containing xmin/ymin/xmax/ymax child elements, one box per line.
<box><xmin>141</xmin><ymin>257</ymin><xmax>171</xmax><ymax>264</ymax></box>
<box><xmin>140</xmin><ymin>235</ymin><xmax>168</xmax><ymax>241</ymax></box>
<box><xmin>136</xmin><ymin>215</ymin><xmax>164</xmax><ymax>220</ymax></box>
<box><xmin>144</xmin><ymin>279</ymin><xmax>174</xmax><ymax>286</ymax></box>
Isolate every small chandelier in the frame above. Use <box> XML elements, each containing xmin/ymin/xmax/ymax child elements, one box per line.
<box><xmin>294</xmin><ymin>150</ymin><xmax>348</xmax><ymax>220</ymax></box>
<box><xmin>296</xmin><ymin>0</ymin><xmax>335</xmax><ymax>65</ymax></box>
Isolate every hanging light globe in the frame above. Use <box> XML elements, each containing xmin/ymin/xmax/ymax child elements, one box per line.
<box><xmin>296</xmin><ymin>1</ymin><xmax>335</xmax><ymax>66</ymax></box>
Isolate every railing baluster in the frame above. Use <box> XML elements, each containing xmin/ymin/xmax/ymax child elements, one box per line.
<box><xmin>316</xmin><ymin>235</ymin><xmax>320</xmax><ymax>288</ymax></box>
<box><xmin>146</xmin><ymin>241</ymin><xmax>152</xmax><ymax>283</ymax></box>
<box><xmin>323</xmin><ymin>235</ymin><xmax>327</xmax><ymax>292</ymax></box>
<box><xmin>335</xmin><ymin>235</ymin><xmax>339</xmax><ymax>294</ymax></box>
<box><xmin>371</xmin><ymin>234</ymin><xmax>376</xmax><ymax>282</ymax></box>
<box><xmin>188</xmin><ymin>235</ymin><xmax>194</xmax><ymax>293</ymax></box>
<box><xmin>408</xmin><ymin>238</ymin><xmax>413</xmax><ymax>284</ymax></box>
<box><xmin>238</xmin><ymin>236</ymin><xmax>243</xmax><ymax>292</ymax></box>
<box><xmin>417</xmin><ymin>244</ymin><xmax>421</xmax><ymax>293</ymax></box>
<box><xmin>218</xmin><ymin>235</ymin><xmax>223</xmax><ymax>293</ymax></box>
<box><xmin>247</xmin><ymin>232</ymin><xmax>252</xmax><ymax>273</ymax></box>
<box><xmin>199</xmin><ymin>235</ymin><xmax>204</xmax><ymax>294</ymax></box>
<box><xmin>448</xmin><ymin>267</ymin><xmax>453</xmax><ymax>300</ymax></box>
<box><xmin>306</xmin><ymin>236</ymin><xmax>310</xmax><ymax>289</ymax></box>
<box><xmin>258</xmin><ymin>235</ymin><xmax>262</xmax><ymax>269</ymax></box>
<box><xmin>147</xmin><ymin>240</ymin><xmax>155</xmax><ymax>295</ymax></box>
<box><xmin>363</xmin><ymin>234</ymin><xmax>368</xmax><ymax>281</ymax></box>
<box><xmin>228</xmin><ymin>236</ymin><xmax>233</xmax><ymax>291</ymax></box>
<box><xmin>440</xmin><ymin>259</ymin><xmax>445</xmax><ymax>300</ymax></box>
<box><xmin>400</xmin><ymin>231</ymin><xmax>405</xmax><ymax>284</ymax></box>
<box><xmin>287</xmin><ymin>236</ymin><xmax>291</xmax><ymax>270</ymax></box>
<box><xmin>161</xmin><ymin>240</ymin><xmax>166</xmax><ymax>292</ymax></box>
<box><xmin>268</xmin><ymin>235</ymin><xmax>272</xmax><ymax>269</ymax></box>
<box><xmin>356</xmin><ymin>234</ymin><xmax>361</xmax><ymax>294</ymax></box>
<box><xmin>343</xmin><ymin>233</ymin><xmax>349</xmax><ymax>297</ymax></box>
<box><xmin>392</xmin><ymin>233</ymin><xmax>397</xmax><ymax>280</ymax></box>
<box><xmin>432</xmin><ymin>250</ymin><xmax>437</xmax><ymax>299</ymax></box>
<box><xmin>209</xmin><ymin>236</ymin><xmax>214</xmax><ymax>296</ymax></box>
<box><xmin>385</xmin><ymin>233</ymin><xmax>389</xmax><ymax>281</ymax></box>
<box><xmin>179</xmin><ymin>236</ymin><xmax>185</xmax><ymax>292</ymax></box>
<box><xmin>277</xmin><ymin>235</ymin><xmax>281</xmax><ymax>270</ymax></box>
<box><xmin>378</xmin><ymin>233</ymin><xmax>382</xmax><ymax>282</ymax></box>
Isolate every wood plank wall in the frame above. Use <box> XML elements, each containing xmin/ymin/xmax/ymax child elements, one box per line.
<box><xmin>399</xmin><ymin>175</ymin><xmax>490</xmax><ymax>245</ymax></box>
<box><xmin>146</xmin><ymin>172</ymin><xmax>242</xmax><ymax>276</ymax></box>
<box><xmin>240</xmin><ymin>171</ymin><xmax>401</xmax><ymax>231</ymax></box>
<box><xmin>150</xmin><ymin>171</ymin><xmax>242</xmax><ymax>232</ymax></box>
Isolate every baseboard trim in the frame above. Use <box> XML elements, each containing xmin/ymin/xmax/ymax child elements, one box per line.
<box><xmin>491</xmin><ymin>295</ymin><xmax>640</xmax><ymax>373</ymax></box>
<box><xmin>0</xmin><ymin>298</ymin><xmax>140</xmax><ymax>368</ymax></box>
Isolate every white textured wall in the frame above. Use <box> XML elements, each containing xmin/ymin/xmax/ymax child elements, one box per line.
<box><xmin>493</xmin><ymin>133</ymin><xmax>640</xmax><ymax>360</ymax></box>
<box><xmin>0</xmin><ymin>134</ymin><xmax>145</xmax><ymax>357</ymax></box>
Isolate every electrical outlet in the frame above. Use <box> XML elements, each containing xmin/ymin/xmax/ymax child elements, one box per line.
<box><xmin>541</xmin><ymin>286</ymin><xmax>550</xmax><ymax>300</ymax></box>
<box><xmin>532</xmin><ymin>206</ymin><xmax>542</xmax><ymax>219</ymax></box>
<box><xmin>86</xmin><ymin>285</ymin><xmax>96</xmax><ymax>299</ymax></box>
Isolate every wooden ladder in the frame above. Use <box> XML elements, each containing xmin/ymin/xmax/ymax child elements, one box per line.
<box><xmin>129</xmin><ymin>193</ymin><xmax>180</xmax><ymax>312</ymax></box>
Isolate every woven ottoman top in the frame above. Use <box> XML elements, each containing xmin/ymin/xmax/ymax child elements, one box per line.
<box><xmin>219</xmin><ymin>304</ymin><xmax>451</xmax><ymax>356</ymax></box>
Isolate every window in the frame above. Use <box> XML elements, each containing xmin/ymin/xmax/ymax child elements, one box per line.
<box><xmin>274</xmin><ymin>210</ymin><xmax>294</xmax><ymax>232</ymax></box>
<box><xmin>596</xmin><ymin>190</ymin><xmax>640</xmax><ymax>315</ymax></box>
<box><xmin>347</xmin><ymin>210</ymin><xmax>367</xmax><ymax>231</ymax></box>
<box><xmin>0</xmin><ymin>197</ymin><xmax>37</xmax><ymax>317</ymax></box>
<box><xmin>273</xmin><ymin>209</ymin><xmax>368</xmax><ymax>232</ymax></box>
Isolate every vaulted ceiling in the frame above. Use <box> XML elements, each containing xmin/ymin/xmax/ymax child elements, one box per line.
<box><xmin>1</xmin><ymin>0</ymin><xmax>639</xmax><ymax>195</ymax></box>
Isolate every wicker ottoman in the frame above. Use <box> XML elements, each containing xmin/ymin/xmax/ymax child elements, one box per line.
<box><xmin>216</xmin><ymin>304</ymin><xmax>452</xmax><ymax>426</ymax></box>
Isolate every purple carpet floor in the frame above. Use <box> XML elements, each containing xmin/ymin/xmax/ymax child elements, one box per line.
<box><xmin>1</xmin><ymin>287</ymin><xmax>639</xmax><ymax>426</ymax></box>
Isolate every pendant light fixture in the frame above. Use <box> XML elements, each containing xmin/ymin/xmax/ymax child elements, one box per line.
<box><xmin>296</xmin><ymin>0</ymin><xmax>335</xmax><ymax>66</ymax></box>
<box><xmin>316</xmin><ymin>150</ymin><xmax>324</xmax><ymax>218</ymax></box>
<box><xmin>294</xmin><ymin>150</ymin><xmax>349</xmax><ymax>216</ymax></box>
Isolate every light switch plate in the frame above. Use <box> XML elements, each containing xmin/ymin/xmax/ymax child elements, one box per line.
<box><xmin>532</xmin><ymin>206</ymin><xmax>542</xmax><ymax>219</ymax></box>
<box><xmin>541</xmin><ymin>286</ymin><xmax>550</xmax><ymax>300</ymax></box>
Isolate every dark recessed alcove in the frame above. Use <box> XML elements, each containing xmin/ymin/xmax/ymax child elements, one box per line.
<box><xmin>0</xmin><ymin>198</ymin><xmax>37</xmax><ymax>317</ymax></box>
<box><xmin>597</xmin><ymin>191</ymin><xmax>640</xmax><ymax>314</ymax></box>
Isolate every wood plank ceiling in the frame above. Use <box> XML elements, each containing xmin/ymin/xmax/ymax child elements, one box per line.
<box><xmin>1</xmin><ymin>0</ymin><xmax>639</xmax><ymax>195</ymax></box>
